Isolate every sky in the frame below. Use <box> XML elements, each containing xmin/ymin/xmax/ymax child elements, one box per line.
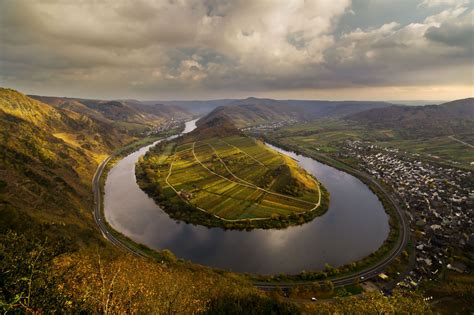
<box><xmin>0</xmin><ymin>0</ymin><xmax>473</xmax><ymax>101</ymax></box>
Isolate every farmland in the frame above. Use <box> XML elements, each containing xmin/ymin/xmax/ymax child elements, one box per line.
<box><xmin>136</xmin><ymin>119</ymin><xmax>328</xmax><ymax>228</ymax></box>
<box><xmin>267</xmin><ymin>119</ymin><xmax>473</xmax><ymax>170</ymax></box>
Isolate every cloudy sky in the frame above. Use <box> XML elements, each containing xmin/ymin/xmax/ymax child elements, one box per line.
<box><xmin>0</xmin><ymin>0</ymin><xmax>472</xmax><ymax>100</ymax></box>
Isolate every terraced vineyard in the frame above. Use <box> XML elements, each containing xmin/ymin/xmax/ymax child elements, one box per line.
<box><xmin>136</xmin><ymin>119</ymin><xmax>327</xmax><ymax>226</ymax></box>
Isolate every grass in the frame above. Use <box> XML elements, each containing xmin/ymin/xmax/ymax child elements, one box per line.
<box><xmin>272</xmin><ymin>119</ymin><xmax>473</xmax><ymax>170</ymax></box>
<box><xmin>137</xmin><ymin>134</ymin><xmax>329</xmax><ymax>228</ymax></box>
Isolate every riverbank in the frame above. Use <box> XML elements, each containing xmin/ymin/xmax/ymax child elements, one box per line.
<box><xmin>257</xmin><ymin>136</ymin><xmax>409</xmax><ymax>283</ymax></box>
<box><xmin>135</xmin><ymin>145</ymin><xmax>330</xmax><ymax>230</ymax></box>
<box><xmin>97</xmin><ymin>127</ymin><xmax>408</xmax><ymax>288</ymax></box>
<box><xmin>135</xmin><ymin>118</ymin><xmax>330</xmax><ymax>230</ymax></box>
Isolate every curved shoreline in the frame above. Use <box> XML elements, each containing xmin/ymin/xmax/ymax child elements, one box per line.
<box><xmin>135</xmin><ymin>138</ymin><xmax>330</xmax><ymax>230</ymax></box>
<box><xmin>94</xmin><ymin>129</ymin><xmax>409</xmax><ymax>286</ymax></box>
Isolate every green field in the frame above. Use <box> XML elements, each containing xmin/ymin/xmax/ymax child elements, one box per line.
<box><xmin>271</xmin><ymin>119</ymin><xmax>474</xmax><ymax>170</ymax></box>
<box><xmin>138</xmin><ymin>135</ymin><xmax>321</xmax><ymax>221</ymax></box>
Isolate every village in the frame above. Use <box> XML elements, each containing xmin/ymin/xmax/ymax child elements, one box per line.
<box><xmin>241</xmin><ymin>118</ymin><xmax>298</xmax><ymax>132</ymax></box>
<box><xmin>142</xmin><ymin>117</ymin><xmax>187</xmax><ymax>136</ymax></box>
<box><xmin>342</xmin><ymin>140</ymin><xmax>473</xmax><ymax>287</ymax></box>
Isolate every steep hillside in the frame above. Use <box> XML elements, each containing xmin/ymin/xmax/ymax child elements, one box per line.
<box><xmin>31</xmin><ymin>95</ymin><xmax>192</xmax><ymax>134</ymax></box>
<box><xmin>0</xmin><ymin>88</ymin><xmax>132</xmax><ymax>244</ymax></box>
<box><xmin>347</xmin><ymin>98</ymin><xmax>474</xmax><ymax>138</ymax></box>
<box><xmin>198</xmin><ymin>97</ymin><xmax>393</xmax><ymax>128</ymax></box>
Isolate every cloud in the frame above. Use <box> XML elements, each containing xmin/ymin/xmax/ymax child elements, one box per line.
<box><xmin>320</xmin><ymin>3</ymin><xmax>473</xmax><ymax>88</ymax></box>
<box><xmin>425</xmin><ymin>9</ymin><xmax>474</xmax><ymax>49</ymax></box>
<box><xmin>0</xmin><ymin>0</ymin><xmax>472</xmax><ymax>99</ymax></box>
<box><xmin>419</xmin><ymin>0</ymin><xmax>469</xmax><ymax>8</ymax></box>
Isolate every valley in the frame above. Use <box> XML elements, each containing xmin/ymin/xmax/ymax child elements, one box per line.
<box><xmin>3</xmin><ymin>1</ymin><xmax>472</xmax><ymax>312</ymax></box>
<box><xmin>1</xmin><ymin>88</ymin><xmax>472</xmax><ymax>313</ymax></box>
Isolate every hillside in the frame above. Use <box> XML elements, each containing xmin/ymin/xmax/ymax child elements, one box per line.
<box><xmin>346</xmin><ymin>98</ymin><xmax>474</xmax><ymax>138</ymax></box>
<box><xmin>136</xmin><ymin>116</ymin><xmax>328</xmax><ymax>228</ymax></box>
<box><xmin>0</xmin><ymin>88</ymin><xmax>135</xmax><ymax>247</ymax></box>
<box><xmin>187</xmin><ymin>115</ymin><xmax>244</xmax><ymax>140</ymax></box>
<box><xmin>198</xmin><ymin>97</ymin><xmax>393</xmax><ymax>128</ymax></box>
<box><xmin>31</xmin><ymin>95</ymin><xmax>192</xmax><ymax>134</ymax></box>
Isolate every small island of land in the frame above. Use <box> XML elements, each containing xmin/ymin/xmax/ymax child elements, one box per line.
<box><xmin>136</xmin><ymin>117</ymin><xmax>329</xmax><ymax>229</ymax></box>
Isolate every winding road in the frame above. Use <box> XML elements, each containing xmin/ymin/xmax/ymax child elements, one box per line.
<box><xmin>92</xmin><ymin>155</ymin><xmax>149</xmax><ymax>258</ymax></box>
<box><xmin>254</xmin><ymin>160</ymin><xmax>411</xmax><ymax>289</ymax></box>
<box><xmin>92</xmin><ymin>137</ymin><xmax>411</xmax><ymax>289</ymax></box>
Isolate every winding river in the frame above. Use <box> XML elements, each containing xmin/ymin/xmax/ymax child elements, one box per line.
<box><xmin>104</xmin><ymin>119</ymin><xmax>389</xmax><ymax>275</ymax></box>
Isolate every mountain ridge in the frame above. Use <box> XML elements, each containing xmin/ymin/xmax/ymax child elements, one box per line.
<box><xmin>346</xmin><ymin>98</ymin><xmax>474</xmax><ymax>138</ymax></box>
<box><xmin>198</xmin><ymin>97</ymin><xmax>395</xmax><ymax>128</ymax></box>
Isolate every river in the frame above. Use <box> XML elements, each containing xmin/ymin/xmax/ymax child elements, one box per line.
<box><xmin>104</xmin><ymin>119</ymin><xmax>389</xmax><ymax>274</ymax></box>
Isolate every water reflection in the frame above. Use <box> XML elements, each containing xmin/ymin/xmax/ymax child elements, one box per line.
<box><xmin>104</xmin><ymin>119</ymin><xmax>389</xmax><ymax>274</ymax></box>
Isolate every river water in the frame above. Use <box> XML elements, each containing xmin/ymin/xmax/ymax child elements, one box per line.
<box><xmin>104</xmin><ymin>119</ymin><xmax>389</xmax><ymax>274</ymax></box>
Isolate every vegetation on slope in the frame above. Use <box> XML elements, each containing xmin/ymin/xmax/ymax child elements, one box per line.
<box><xmin>0</xmin><ymin>88</ymin><xmax>133</xmax><ymax>247</ymax></box>
<box><xmin>31</xmin><ymin>95</ymin><xmax>192</xmax><ymax>135</ymax></box>
<box><xmin>198</xmin><ymin>97</ymin><xmax>393</xmax><ymax>128</ymax></box>
<box><xmin>1</xmin><ymin>231</ymin><xmax>300</xmax><ymax>314</ymax></box>
<box><xmin>347</xmin><ymin>98</ymin><xmax>474</xmax><ymax>139</ymax></box>
<box><xmin>136</xmin><ymin>117</ymin><xmax>328</xmax><ymax>229</ymax></box>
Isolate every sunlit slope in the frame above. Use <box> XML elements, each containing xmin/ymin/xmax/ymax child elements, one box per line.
<box><xmin>0</xmin><ymin>88</ymin><xmax>132</xmax><ymax>242</ymax></box>
<box><xmin>31</xmin><ymin>95</ymin><xmax>193</xmax><ymax>134</ymax></box>
<box><xmin>137</xmin><ymin>118</ymin><xmax>322</xmax><ymax>220</ymax></box>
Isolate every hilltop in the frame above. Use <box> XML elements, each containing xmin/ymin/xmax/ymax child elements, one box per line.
<box><xmin>190</xmin><ymin>115</ymin><xmax>243</xmax><ymax>139</ymax></box>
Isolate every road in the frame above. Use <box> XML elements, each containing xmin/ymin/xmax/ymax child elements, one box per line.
<box><xmin>92</xmin><ymin>155</ymin><xmax>148</xmax><ymax>258</ymax></box>
<box><xmin>92</xmin><ymin>141</ymin><xmax>411</xmax><ymax>290</ymax></box>
<box><xmin>253</xmin><ymin>154</ymin><xmax>411</xmax><ymax>290</ymax></box>
<box><xmin>448</xmin><ymin>135</ymin><xmax>474</xmax><ymax>149</ymax></box>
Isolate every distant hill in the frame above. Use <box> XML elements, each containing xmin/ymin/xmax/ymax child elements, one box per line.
<box><xmin>346</xmin><ymin>97</ymin><xmax>474</xmax><ymax>138</ymax></box>
<box><xmin>30</xmin><ymin>96</ymin><xmax>192</xmax><ymax>134</ymax></box>
<box><xmin>142</xmin><ymin>99</ymin><xmax>236</xmax><ymax>115</ymax></box>
<box><xmin>198</xmin><ymin>97</ymin><xmax>394</xmax><ymax>128</ymax></box>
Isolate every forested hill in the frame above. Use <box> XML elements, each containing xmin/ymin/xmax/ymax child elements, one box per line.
<box><xmin>346</xmin><ymin>97</ymin><xmax>474</xmax><ymax>138</ymax></box>
<box><xmin>198</xmin><ymin>97</ymin><xmax>394</xmax><ymax>128</ymax></box>
<box><xmin>0</xmin><ymin>88</ymin><xmax>134</xmax><ymax>245</ymax></box>
<box><xmin>30</xmin><ymin>95</ymin><xmax>192</xmax><ymax>135</ymax></box>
